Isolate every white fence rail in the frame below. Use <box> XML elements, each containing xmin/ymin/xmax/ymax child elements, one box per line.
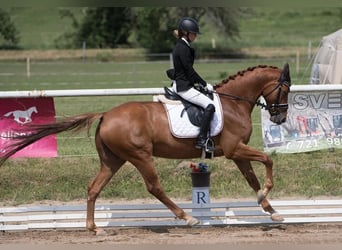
<box><xmin>1</xmin><ymin>84</ymin><xmax>342</xmax><ymax>98</ymax></box>
<box><xmin>0</xmin><ymin>88</ymin><xmax>165</xmax><ymax>98</ymax></box>
<box><xmin>1</xmin><ymin>199</ymin><xmax>342</xmax><ymax>231</ymax></box>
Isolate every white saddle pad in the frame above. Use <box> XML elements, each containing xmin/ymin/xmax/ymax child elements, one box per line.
<box><xmin>163</xmin><ymin>93</ymin><xmax>223</xmax><ymax>138</ymax></box>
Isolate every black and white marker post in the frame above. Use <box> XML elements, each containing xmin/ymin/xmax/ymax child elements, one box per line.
<box><xmin>190</xmin><ymin>162</ymin><xmax>211</xmax><ymax>221</ymax></box>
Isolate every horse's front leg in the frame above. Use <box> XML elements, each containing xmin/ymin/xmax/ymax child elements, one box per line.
<box><xmin>231</xmin><ymin>143</ymin><xmax>283</xmax><ymax>221</ymax></box>
<box><xmin>232</xmin><ymin>143</ymin><xmax>274</xmax><ymax>199</ymax></box>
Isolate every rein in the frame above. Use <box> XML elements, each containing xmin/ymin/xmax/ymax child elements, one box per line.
<box><xmin>213</xmin><ymin>90</ymin><xmax>268</xmax><ymax>109</ymax></box>
<box><xmin>214</xmin><ymin>81</ymin><xmax>290</xmax><ymax>111</ymax></box>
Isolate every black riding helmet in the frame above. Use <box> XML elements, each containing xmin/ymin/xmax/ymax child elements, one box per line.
<box><xmin>178</xmin><ymin>17</ymin><xmax>201</xmax><ymax>34</ymax></box>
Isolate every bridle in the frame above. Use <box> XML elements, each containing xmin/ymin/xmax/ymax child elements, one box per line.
<box><xmin>262</xmin><ymin>80</ymin><xmax>291</xmax><ymax>116</ymax></box>
<box><xmin>214</xmin><ymin>80</ymin><xmax>291</xmax><ymax>115</ymax></box>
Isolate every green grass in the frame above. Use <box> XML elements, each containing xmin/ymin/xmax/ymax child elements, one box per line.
<box><xmin>0</xmin><ymin>8</ymin><xmax>341</xmax><ymax>205</ymax></box>
<box><xmin>1</xmin><ymin>149</ymin><xmax>341</xmax><ymax>205</ymax></box>
<box><xmin>1</xmin><ymin>60</ymin><xmax>340</xmax><ymax>205</ymax></box>
<box><xmin>227</xmin><ymin>9</ymin><xmax>342</xmax><ymax>49</ymax></box>
<box><xmin>6</xmin><ymin>7</ymin><xmax>83</xmax><ymax>50</ymax></box>
<box><xmin>0</xmin><ymin>58</ymin><xmax>312</xmax><ymax>92</ymax></box>
<box><xmin>0</xmin><ymin>60</ymin><xmax>341</xmax><ymax>205</ymax></box>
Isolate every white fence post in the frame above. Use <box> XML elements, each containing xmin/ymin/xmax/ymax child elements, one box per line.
<box><xmin>26</xmin><ymin>57</ymin><xmax>30</xmax><ymax>79</ymax></box>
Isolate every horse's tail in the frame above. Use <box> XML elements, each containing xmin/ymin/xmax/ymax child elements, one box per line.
<box><xmin>3</xmin><ymin>111</ymin><xmax>13</xmax><ymax>117</ymax></box>
<box><xmin>0</xmin><ymin>112</ymin><xmax>104</xmax><ymax>167</ymax></box>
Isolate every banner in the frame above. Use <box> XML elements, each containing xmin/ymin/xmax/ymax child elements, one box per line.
<box><xmin>0</xmin><ymin>97</ymin><xmax>57</xmax><ymax>158</ymax></box>
<box><xmin>262</xmin><ymin>90</ymin><xmax>342</xmax><ymax>153</ymax></box>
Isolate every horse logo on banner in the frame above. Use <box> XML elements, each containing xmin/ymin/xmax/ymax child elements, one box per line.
<box><xmin>3</xmin><ymin>106</ymin><xmax>38</xmax><ymax>125</ymax></box>
<box><xmin>0</xmin><ymin>98</ymin><xmax>57</xmax><ymax>158</ymax></box>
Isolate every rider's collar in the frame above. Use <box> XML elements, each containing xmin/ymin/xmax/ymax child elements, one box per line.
<box><xmin>181</xmin><ymin>37</ymin><xmax>190</xmax><ymax>47</ymax></box>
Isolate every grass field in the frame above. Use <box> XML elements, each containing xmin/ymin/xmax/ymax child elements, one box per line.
<box><xmin>0</xmin><ymin>57</ymin><xmax>312</xmax><ymax>91</ymax></box>
<box><xmin>0</xmin><ymin>7</ymin><xmax>341</xmax><ymax>205</ymax></box>
<box><xmin>0</xmin><ymin>59</ymin><xmax>341</xmax><ymax>205</ymax></box>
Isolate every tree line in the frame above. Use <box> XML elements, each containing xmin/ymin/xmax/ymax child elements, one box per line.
<box><xmin>0</xmin><ymin>7</ymin><xmax>241</xmax><ymax>52</ymax></box>
<box><xmin>0</xmin><ymin>8</ymin><xmax>20</xmax><ymax>49</ymax></box>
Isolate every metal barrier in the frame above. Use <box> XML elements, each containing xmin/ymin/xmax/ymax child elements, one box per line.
<box><xmin>1</xmin><ymin>199</ymin><xmax>342</xmax><ymax>231</ymax></box>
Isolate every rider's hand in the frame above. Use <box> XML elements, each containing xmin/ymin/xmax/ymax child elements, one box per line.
<box><xmin>205</xmin><ymin>83</ymin><xmax>214</xmax><ymax>92</ymax></box>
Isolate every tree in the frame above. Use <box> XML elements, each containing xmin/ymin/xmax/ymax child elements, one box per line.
<box><xmin>56</xmin><ymin>7</ymin><xmax>241</xmax><ymax>52</ymax></box>
<box><xmin>205</xmin><ymin>8</ymin><xmax>240</xmax><ymax>38</ymax></box>
<box><xmin>54</xmin><ymin>8</ymin><xmax>81</xmax><ymax>49</ymax></box>
<box><xmin>131</xmin><ymin>8</ymin><xmax>177</xmax><ymax>53</ymax></box>
<box><xmin>0</xmin><ymin>8</ymin><xmax>20</xmax><ymax>48</ymax></box>
<box><xmin>132</xmin><ymin>7</ymin><xmax>241</xmax><ymax>53</ymax></box>
<box><xmin>56</xmin><ymin>7</ymin><xmax>132</xmax><ymax>49</ymax></box>
<box><xmin>75</xmin><ymin>7</ymin><xmax>131</xmax><ymax>48</ymax></box>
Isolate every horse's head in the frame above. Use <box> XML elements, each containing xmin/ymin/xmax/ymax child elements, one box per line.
<box><xmin>262</xmin><ymin>63</ymin><xmax>291</xmax><ymax>125</ymax></box>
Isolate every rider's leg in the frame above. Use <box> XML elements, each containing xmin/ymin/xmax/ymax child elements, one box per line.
<box><xmin>175</xmin><ymin>87</ymin><xmax>216</xmax><ymax>149</ymax></box>
<box><xmin>195</xmin><ymin>104</ymin><xmax>215</xmax><ymax>149</ymax></box>
<box><xmin>176</xmin><ymin>87</ymin><xmax>214</xmax><ymax>109</ymax></box>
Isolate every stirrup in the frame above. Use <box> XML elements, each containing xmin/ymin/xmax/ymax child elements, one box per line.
<box><xmin>195</xmin><ymin>137</ymin><xmax>206</xmax><ymax>149</ymax></box>
<box><xmin>201</xmin><ymin>138</ymin><xmax>215</xmax><ymax>159</ymax></box>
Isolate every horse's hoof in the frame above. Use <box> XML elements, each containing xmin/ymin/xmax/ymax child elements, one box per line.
<box><xmin>271</xmin><ymin>213</ymin><xmax>284</xmax><ymax>222</ymax></box>
<box><xmin>186</xmin><ymin>216</ymin><xmax>200</xmax><ymax>226</ymax></box>
<box><xmin>257</xmin><ymin>190</ymin><xmax>265</xmax><ymax>204</ymax></box>
<box><xmin>95</xmin><ymin>228</ymin><xmax>108</xmax><ymax>236</ymax></box>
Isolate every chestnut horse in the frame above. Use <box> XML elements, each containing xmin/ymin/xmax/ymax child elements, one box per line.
<box><xmin>0</xmin><ymin>64</ymin><xmax>291</xmax><ymax>234</ymax></box>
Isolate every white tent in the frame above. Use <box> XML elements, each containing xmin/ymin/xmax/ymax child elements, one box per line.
<box><xmin>310</xmin><ymin>29</ymin><xmax>342</xmax><ymax>84</ymax></box>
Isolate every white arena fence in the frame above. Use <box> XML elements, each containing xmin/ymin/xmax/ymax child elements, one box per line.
<box><xmin>1</xmin><ymin>85</ymin><xmax>342</xmax><ymax>98</ymax></box>
<box><xmin>1</xmin><ymin>199</ymin><xmax>342</xmax><ymax>231</ymax></box>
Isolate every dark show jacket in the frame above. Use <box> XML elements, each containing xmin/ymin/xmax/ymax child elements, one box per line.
<box><xmin>172</xmin><ymin>38</ymin><xmax>207</xmax><ymax>92</ymax></box>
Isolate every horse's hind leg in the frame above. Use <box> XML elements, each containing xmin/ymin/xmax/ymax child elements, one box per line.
<box><xmin>86</xmin><ymin>139</ymin><xmax>126</xmax><ymax>235</ymax></box>
<box><xmin>130</xmin><ymin>155</ymin><xmax>199</xmax><ymax>226</ymax></box>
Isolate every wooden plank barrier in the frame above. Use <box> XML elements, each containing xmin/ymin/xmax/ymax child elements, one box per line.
<box><xmin>1</xmin><ymin>200</ymin><xmax>342</xmax><ymax>231</ymax></box>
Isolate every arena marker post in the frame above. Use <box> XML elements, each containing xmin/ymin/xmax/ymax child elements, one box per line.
<box><xmin>190</xmin><ymin>162</ymin><xmax>211</xmax><ymax>220</ymax></box>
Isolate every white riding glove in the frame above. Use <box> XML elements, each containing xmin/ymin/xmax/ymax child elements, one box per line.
<box><xmin>206</xmin><ymin>83</ymin><xmax>214</xmax><ymax>92</ymax></box>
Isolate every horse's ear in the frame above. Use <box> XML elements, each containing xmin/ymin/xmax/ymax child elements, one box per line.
<box><xmin>279</xmin><ymin>63</ymin><xmax>291</xmax><ymax>85</ymax></box>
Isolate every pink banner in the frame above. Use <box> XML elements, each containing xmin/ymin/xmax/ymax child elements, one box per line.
<box><xmin>0</xmin><ymin>97</ymin><xmax>57</xmax><ymax>158</ymax></box>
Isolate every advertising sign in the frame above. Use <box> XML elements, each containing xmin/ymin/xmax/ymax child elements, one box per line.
<box><xmin>0</xmin><ymin>97</ymin><xmax>57</xmax><ymax>158</ymax></box>
<box><xmin>262</xmin><ymin>91</ymin><xmax>342</xmax><ymax>153</ymax></box>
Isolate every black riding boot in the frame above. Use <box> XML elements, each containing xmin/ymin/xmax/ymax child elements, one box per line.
<box><xmin>195</xmin><ymin>104</ymin><xmax>215</xmax><ymax>149</ymax></box>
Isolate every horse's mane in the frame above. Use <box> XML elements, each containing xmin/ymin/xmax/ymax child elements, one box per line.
<box><xmin>215</xmin><ymin>65</ymin><xmax>279</xmax><ymax>88</ymax></box>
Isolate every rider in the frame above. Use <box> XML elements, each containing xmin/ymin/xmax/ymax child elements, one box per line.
<box><xmin>171</xmin><ymin>17</ymin><xmax>215</xmax><ymax>150</ymax></box>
